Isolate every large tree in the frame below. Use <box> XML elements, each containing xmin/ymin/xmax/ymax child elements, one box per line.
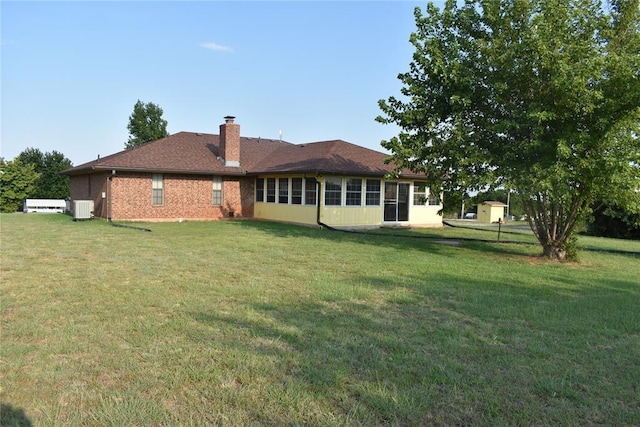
<box><xmin>0</xmin><ymin>158</ymin><xmax>40</xmax><ymax>213</ymax></box>
<box><xmin>125</xmin><ymin>100</ymin><xmax>169</xmax><ymax>149</ymax></box>
<box><xmin>17</xmin><ymin>148</ymin><xmax>73</xmax><ymax>199</ymax></box>
<box><xmin>378</xmin><ymin>0</ymin><xmax>640</xmax><ymax>260</ymax></box>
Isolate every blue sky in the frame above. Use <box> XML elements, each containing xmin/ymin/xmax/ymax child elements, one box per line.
<box><xmin>2</xmin><ymin>1</ymin><xmax>439</xmax><ymax>166</ymax></box>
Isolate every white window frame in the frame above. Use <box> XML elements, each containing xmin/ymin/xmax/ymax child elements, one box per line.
<box><xmin>414</xmin><ymin>181</ymin><xmax>428</xmax><ymax>206</ymax></box>
<box><xmin>428</xmin><ymin>189</ymin><xmax>440</xmax><ymax>206</ymax></box>
<box><xmin>291</xmin><ymin>177</ymin><xmax>303</xmax><ymax>205</ymax></box>
<box><xmin>256</xmin><ymin>178</ymin><xmax>264</xmax><ymax>202</ymax></box>
<box><xmin>266</xmin><ymin>178</ymin><xmax>276</xmax><ymax>203</ymax></box>
<box><xmin>324</xmin><ymin>177</ymin><xmax>342</xmax><ymax>206</ymax></box>
<box><xmin>305</xmin><ymin>178</ymin><xmax>317</xmax><ymax>206</ymax></box>
<box><xmin>346</xmin><ymin>178</ymin><xmax>363</xmax><ymax>206</ymax></box>
<box><xmin>213</xmin><ymin>176</ymin><xmax>223</xmax><ymax>206</ymax></box>
<box><xmin>152</xmin><ymin>174</ymin><xmax>163</xmax><ymax>206</ymax></box>
<box><xmin>365</xmin><ymin>179</ymin><xmax>381</xmax><ymax>206</ymax></box>
<box><xmin>278</xmin><ymin>178</ymin><xmax>289</xmax><ymax>204</ymax></box>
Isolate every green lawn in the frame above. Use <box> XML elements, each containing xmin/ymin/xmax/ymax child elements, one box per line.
<box><xmin>1</xmin><ymin>214</ymin><xmax>639</xmax><ymax>426</ymax></box>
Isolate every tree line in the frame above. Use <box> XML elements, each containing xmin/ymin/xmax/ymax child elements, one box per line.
<box><xmin>1</xmin><ymin>100</ymin><xmax>168</xmax><ymax>213</ymax></box>
<box><xmin>442</xmin><ymin>189</ymin><xmax>639</xmax><ymax>240</ymax></box>
<box><xmin>0</xmin><ymin>149</ymin><xmax>73</xmax><ymax>213</ymax></box>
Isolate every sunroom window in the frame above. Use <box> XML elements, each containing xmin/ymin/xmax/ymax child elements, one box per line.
<box><xmin>324</xmin><ymin>177</ymin><xmax>342</xmax><ymax>206</ymax></box>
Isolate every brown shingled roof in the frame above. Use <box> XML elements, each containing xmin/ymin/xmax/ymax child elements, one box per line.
<box><xmin>62</xmin><ymin>131</ymin><xmax>423</xmax><ymax>178</ymax></box>
<box><xmin>254</xmin><ymin>140</ymin><xmax>393</xmax><ymax>176</ymax></box>
<box><xmin>62</xmin><ymin>132</ymin><xmax>291</xmax><ymax>176</ymax></box>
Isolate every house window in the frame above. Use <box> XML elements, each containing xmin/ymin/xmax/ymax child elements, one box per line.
<box><xmin>366</xmin><ymin>179</ymin><xmax>381</xmax><ymax>206</ymax></box>
<box><xmin>256</xmin><ymin>178</ymin><xmax>264</xmax><ymax>202</ymax></box>
<box><xmin>346</xmin><ymin>178</ymin><xmax>362</xmax><ymax>206</ymax></box>
<box><xmin>428</xmin><ymin>189</ymin><xmax>440</xmax><ymax>206</ymax></box>
<box><xmin>291</xmin><ymin>178</ymin><xmax>303</xmax><ymax>205</ymax></box>
<box><xmin>305</xmin><ymin>178</ymin><xmax>317</xmax><ymax>205</ymax></box>
<box><xmin>266</xmin><ymin>178</ymin><xmax>276</xmax><ymax>203</ymax></box>
<box><xmin>414</xmin><ymin>182</ymin><xmax>427</xmax><ymax>205</ymax></box>
<box><xmin>324</xmin><ymin>177</ymin><xmax>342</xmax><ymax>206</ymax></box>
<box><xmin>278</xmin><ymin>178</ymin><xmax>289</xmax><ymax>204</ymax></box>
<box><xmin>152</xmin><ymin>174</ymin><xmax>163</xmax><ymax>206</ymax></box>
<box><xmin>212</xmin><ymin>176</ymin><xmax>223</xmax><ymax>206</ymax></box>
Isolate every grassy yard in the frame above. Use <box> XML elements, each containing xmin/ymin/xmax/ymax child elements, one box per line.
<box><xmin>1</xmin><ymin>214</ymin><xmax>639</xmax><ymax>426</ymax></box>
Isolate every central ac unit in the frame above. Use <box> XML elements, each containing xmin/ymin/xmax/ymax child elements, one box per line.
<box><xmin>73</xmin><ymin>200</ymin><xmax>94</xmax><ymax>220</ymax></box>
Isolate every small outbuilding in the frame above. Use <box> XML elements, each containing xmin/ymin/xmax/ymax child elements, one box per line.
<box><xmin>477</xmin><ymin>201</ymin><xmax>508</xmax><ymax>224</ymax></box>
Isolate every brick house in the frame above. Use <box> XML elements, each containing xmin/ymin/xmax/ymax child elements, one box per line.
<box><xmin>62</xmin><ymin>117</ymin><xmax>443</xmax><ymax>228</ymax></box>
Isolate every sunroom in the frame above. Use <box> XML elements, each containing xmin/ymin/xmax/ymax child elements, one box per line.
<box><xmin>253</xmin><ymin>175</ymin><xmax>442</xmax><ymax>229</ymax></box>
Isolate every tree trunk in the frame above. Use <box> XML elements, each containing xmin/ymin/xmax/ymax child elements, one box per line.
<box><xmin>542</xmin><ymin>242</ymin><xmax>568</xmax><ymax>261</ymax></box>
<box><xmin>522</xmin><ymin>195</ymin><xmax>583</xmax><ymax>261</ymax></box>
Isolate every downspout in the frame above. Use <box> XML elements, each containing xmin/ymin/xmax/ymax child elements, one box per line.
<box><xmin>316</xmin><ymin>178</ymin><xmax>322</xmax><ymax>226</ymax></box>
<box><xmin>107</xmin><ymin>172</ymin><xmax>112</xmax><ymax>221</ymax></box>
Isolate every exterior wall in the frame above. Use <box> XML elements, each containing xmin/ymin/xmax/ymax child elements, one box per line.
<box><xmin>70</xmin><ymin>170</ymin><xmax>442</xmax><ymax>225</ymax></box>
<box><xmin>237</xmin><ymin>176</ymin><xmax>256</xmax><ymax>218</ymax></box>
<box><xmin>406</xmin><ymin>184</ymin><xmax>443</xmax><ymax>227</ymax></box>
<box><xmin>106</xmin><ymin>172</ymin><xmax>252</xmax><ymax>221</ymax></box>
<box><xmin>406</xmin><ymin>204</ymin><xmax>443</xmax><ymax>227</ymax></box>
<box><xmin>69</xmin><ymin>173</ymin><xmax>109</xmax><ymax>218</ymax></box>
<box><xmin>320</xmin><ymin>206</ymin><xmax>383</xmax><ymax>228</ymax></box>
<box><xmin>255</xmin><ymin>203</ymin><xmax>317</xmax><ymax>226</ymax></box>
<box><xmin>478</xmin><ymin>203</ymin><xmax>506</xmax><ymax>223</ymax></box>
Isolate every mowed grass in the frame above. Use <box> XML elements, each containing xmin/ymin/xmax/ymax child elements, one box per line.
<box><xmin>1</xmin><ymin>214</ymin><xmax>639</xmax><ymax>426</ymax></box>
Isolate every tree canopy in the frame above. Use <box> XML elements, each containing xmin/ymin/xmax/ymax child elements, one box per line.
<box><xmin>17</xmin><ymin>148</ymin><xmax>72</xmax><ymax>199</ymax></box>
<box><xmin>378</xmin><ymin>0</ymin><xmax>640</xmax><ymax>260</ymax></box>
<box><xmin>588</xmin><ymin>200</ymin><xmax>640</xmax><ymax>239</ymax></box>
<box><xmin>125</xmin><ymin>100</ymin><xmax>169</xmax><ymax>150</ymax></box>
<box><xmin>0</xmin><ymin>158</ymin><xmax>40</xmax><ymax>213</ymax></box>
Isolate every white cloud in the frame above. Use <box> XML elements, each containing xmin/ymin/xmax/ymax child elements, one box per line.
<box><xmin>200</xmin><ymin>42</ymin><xmax>233</xmax><ymax>52</ymax></box>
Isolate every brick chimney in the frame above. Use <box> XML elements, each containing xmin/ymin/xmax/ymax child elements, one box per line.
<box><xmin>219</xmin><ymin>116</ymin><xmax>240</xmax><ymax>167</ymax></box>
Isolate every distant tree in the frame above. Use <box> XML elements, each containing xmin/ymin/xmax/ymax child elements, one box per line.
<box><xmin>17</xmin><ymin>148</ymin><xmax>73</xmax><ymax>199</ymax></box>
<box><xmin>125</xmin><ymin>100</ymin><xmax>169</xmax><ymax>149</ymax></box>
<box><xmin>588</xmin><ymin>201</ymin><xmax>640</xmax><ymax>239</ymax></box>
<box><xmin>41</xmin><ymin>151</ymin><xmax>73</xmax><ymax>199</ymax></box>
<box><xmin>16</xmin><ymin>147</ymin><xmax>45</xmax><ymax>171</ymax></box>
<box><xmin>0</xmin><ymin>158</ymin><xmax>40</xmax><ymax>212</ymax></box>
<box><xmin>442</xmin><ymin>190</ymin><xmax>467</xmax><ymax>218</ymax></box>
<box><xmin>378</xmin><ymin>0</ymin><xmax>640</xmax><ymax>260</ymax></box>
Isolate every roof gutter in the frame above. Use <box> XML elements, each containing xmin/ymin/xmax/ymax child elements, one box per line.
<box><xmin>62</xmin><ymin>165</ymin><xmax>248</xmax><ymax>177</ymax></box>
<box><xmin>247</xmin><ymin>169</ymin><xmax>392</xmax><ymax>178</ymax></box>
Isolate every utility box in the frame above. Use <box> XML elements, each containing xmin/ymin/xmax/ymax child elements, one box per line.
<box><xmin>73</xmin><ymin>200</ymin><xmax>94</xmax><ymax>220</ymax></box>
